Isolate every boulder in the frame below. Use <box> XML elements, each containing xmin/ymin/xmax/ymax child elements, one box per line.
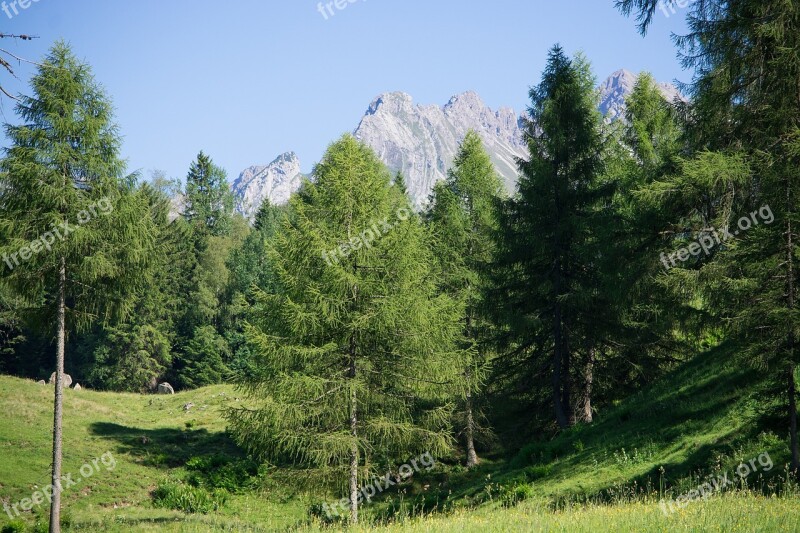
<box><xmin>36</xmin><ymin>380</ymin><xmax>46</xmax><ymax>385</ymax></box>
<box><xmin>157</xmin><ymin>382</ymin><xmax>175</xmax><ymax>395</ymax></box>
<box><xmin>48</xmin><ymin>372</ymin><xmax>73</xmax><ymax>388</ymax></box>
<box><xmin>73</xmin><ymin>384</ymin><xmax>82</xmax><ymax>391</ymax></box>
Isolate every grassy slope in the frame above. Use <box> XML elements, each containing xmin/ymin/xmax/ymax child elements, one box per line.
<box><xmin>0</xmin><ymin>380</ymin><xmax>307</xmax><ymax>531</ymax></box>
<box><xmin>0</xmin><ymin>342</ymin><xmax>798</xmax><ymax>531</ymax></box>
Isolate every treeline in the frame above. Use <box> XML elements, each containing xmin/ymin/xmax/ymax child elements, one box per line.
<box><xmin>0</xmin><ymin>45</ymin><xmax>287</xmax><ymax>393</ymax></box>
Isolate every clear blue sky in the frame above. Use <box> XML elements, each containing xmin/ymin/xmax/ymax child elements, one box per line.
<box><xmin>0</xmin><ymin>0</ymin><xmax>690</xmax><ymax>180</ymax></box>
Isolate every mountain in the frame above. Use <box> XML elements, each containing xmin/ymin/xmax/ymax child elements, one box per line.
<box><xmin>231</xmin><ymin>70</ymin><xmax>681</xmax><ymax>215</ymax></box>
<box><xmin>353</xmin><ymin>91</ymin><xmax>527</xmax><ymax>207</ymax></box>
<box><xmin>230</xmin><ymin>152</ymin><xmax>306</xmax><ymax>219</ymax></box>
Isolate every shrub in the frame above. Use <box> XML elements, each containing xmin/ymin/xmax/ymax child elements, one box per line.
<box><xmin>185</xmin><ymin>454</ymin><xmax>259</xmax><ymax>493</ymax></box>
<box><xmin>500</xmin><ymin>481</ymin><xmax>535</xmax><ymax>507</ymax></box>
<box><xmin>152</xmin><ymin>480</ymin><xmax>227</xmax><ymax>514</ymax></box>
<box><xmin>1</xmin><ymin>521</ymin><xmax>26</xmax><ymax>533</ymax></box>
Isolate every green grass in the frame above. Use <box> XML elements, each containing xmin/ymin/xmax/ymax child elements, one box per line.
<box><xmin>1</xmin><ymin>342</ymin><xmax>798</xmax><ymax>531</ymax></box>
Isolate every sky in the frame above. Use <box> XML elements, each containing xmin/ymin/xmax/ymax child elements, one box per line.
<box><xmin>0</xmin><ymin>0</ymin><xmax>691</xmax><ymax>180</ymax></box>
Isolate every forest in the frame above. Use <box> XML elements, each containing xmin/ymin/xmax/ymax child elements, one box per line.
<box><xmin>1</xmin><ymin>1</ymin><xmax>800</xmax><ymax>531</ymax></box>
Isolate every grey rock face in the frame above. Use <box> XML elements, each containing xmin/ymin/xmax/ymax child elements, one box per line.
<box><xmin>231</xmin><ymin>152</ymin><xmax>307</xmax><ymax>219</ymax></box>
<box><xmin>48</xmin><ymin>372</ymin><xmax>72</xmax><ymax>388</ymax></box>
<box><xmin>157</xmin><ymin>382</ymin><xmax>175</xmax><ymax>395</ymax></box>
<box><xmin>73</xmin><ymin>383</ymin><xmax>82</xmax><ymax>391</ymax></box>
<box><xmin>354</xmin><ymin>91</ymin><xmax>526</xmax><ymax>206</ymax></box>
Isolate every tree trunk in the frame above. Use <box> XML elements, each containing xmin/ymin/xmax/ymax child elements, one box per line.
<box><xmin>463</xmin><ymin>312</ymin><xmax>479</xmax><ymax>469</ymax></box>
<box><xmin>790</xmin><ymin>364</ymin><xmax>799</xmax><ymax>473</ymax></box>
<box><xmin>581</xmin><ymin>348</ymin><xmax>595</xmax><ymax>423</ymax></box>
<box><xmin>552</xmin><ymin>298</ymin><xmax>569</xmax><ymax>429</ymax></box>
<box><xmin>349</xmin><ymin>386</ymin><xmax>358</xmax><ymax>524</ymax></box>
<box><xmin>563</xmin><ymin>335</ymin><xmax>574</xmax><ymax>426</ymax></box>
<box><xmin>49</xmin><ymin>257</ymin><xmax>66</xmax><ymax>533</ymax></box>
<box><xmin>348</xmin><ymin>332</ymin><xmax>358</xmax><ymax>525</ymax></box>
<box><xmin>787</xmin><ymin>179</ymin><xmax>799</xmax><ymax>473</ymax></box>
<box><xmin>465</xmin><ymin>381</ymin><xmax>479</xmax><ymax>468</ymax></box>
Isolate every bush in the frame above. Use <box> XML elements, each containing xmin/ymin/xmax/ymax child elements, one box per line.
<box><xmin>500</xmin><ymin>481</ymin><xmax>535</xmax><ymax>507</ymax></box>
<box><xmin>307</xmin><ymin>502</ymin><xmax>347</xmax><ymax>526</ymax></box>
<box><xmin>152</xmin><ymin>480</ymin><xmax>227</xmax><ymax>514</ymax></box>
<box><xmin>185</xmin><ymin>454</ymin><xmax>259</xmax><ymax>493</ymax></box>
<box><xmin>1</xmin><ymin>521</ymin><xmax>26</xmax><ymax>533</ymax></box>
<box><xmin>524</xmin><ymin>464</ymin><xmax>553</xmax><ymax>481</ymax></box>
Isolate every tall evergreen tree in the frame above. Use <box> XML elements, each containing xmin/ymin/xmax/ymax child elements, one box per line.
<box><xmin>0</xmin><ymin>43</ymin><xmax>155</xmax><ymax>532</ymax></box>
<box><xmin>427</xmin><ymin>131</ymin><xmax>503</xmax><ymax>467</ymax></box>
<box><xmin>227</xmin><ymin>135</ymin><xmax>461</xmax><ymax>524</ymax></box>
<box><xmin>492</xmin><ymin>46</ymin><xmax>613</xmax><ymax>430</ymax></box>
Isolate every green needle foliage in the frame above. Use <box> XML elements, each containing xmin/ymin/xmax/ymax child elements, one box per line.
<box><xmin>184</xmin><ymin>151</ymin><xmax>234</xmax><ymax>237</ymax></box>
<box><xmin>619</xmin><ymin>0</ymin><xmax>800</xmax><ymax>471</ymax></box>
<box><xmin>227</xmin><ymin>135</ymin><xmax>462</xmax><ymax>523</ymax></box>
<box><xmin>427</xmin><ymin>130</ymin><xmax>504</xmax><ymax>467</ymax></box>
<box><xmin>491</xmin><ymin>46</ymin><xmax>616</xmax><ymax>433</ymax></box>
<box><xmin>0</xmin><ymin>41</ymin><xmax>156</xmax><ymax>531</ymax></box>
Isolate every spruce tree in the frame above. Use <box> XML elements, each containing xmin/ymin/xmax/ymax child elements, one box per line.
<box><xmin>0</xmin><ymin>42</ymin><xmax>155</xmax><ymax>532</ymax></box>
<box><xmin>427</xmin><ymin>131</ymin><xmax>503</xmax><ymax>467</ymax></box>
<box><xmin>492</xmin><ymin>46</ymin><xmax>613</xmax><ymax>430</ymax></box>
<box><xmin>183</xmin><ymin>151</ymin><xmax>234</xmax><ymax>237</ymax></box>
<box><xmin>227</xmin><ymin>135</ymin><xmax>461</xmax><ymax>524</ymax></box>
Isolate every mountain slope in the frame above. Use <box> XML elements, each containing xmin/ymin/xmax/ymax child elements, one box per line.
<box><xmin>353</xmin><ymin>91</ymin><xmax>526</xmax><ymax>206</ymax></box>
<box><xmin>230</xmin><ymin>152</ymin><xmax>306</xmax><ymax>219</ymax></box>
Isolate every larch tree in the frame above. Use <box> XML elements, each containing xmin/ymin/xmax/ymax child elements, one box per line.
<box><xmin>427</xmin><ymin>130</ymin><xmax>503</xmax><ymax>467</ymax></box>
<box><xmin>618</xmin><ymin>0</ymin><xmax>800</xmax><ymax>472</ymax></box>
<box><xmin>226</xmin><ymin>135</ymin><xmax>462</xmax><ymax>524</ymax></box>
<box><xmin>0</xmin><ymin>42</ymin><xmax>155</xmax><ymax>532</ymax></box>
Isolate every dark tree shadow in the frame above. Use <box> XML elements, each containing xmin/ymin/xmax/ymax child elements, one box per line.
<box><xmin>89</xmin><ymin>422</ymin><xmax>244</xmax><ymax>468</ymax></box>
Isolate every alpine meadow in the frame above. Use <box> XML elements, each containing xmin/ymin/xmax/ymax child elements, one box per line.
<box><xmin>1</xmin><ymin>1</ymin><xmax>800</xmax><ymax>532</ymax></box>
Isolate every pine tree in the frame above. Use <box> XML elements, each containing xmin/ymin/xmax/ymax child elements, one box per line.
<box><xmin>427</xmin><ymin>131</ymin><xmax>503</xmax><ymax>467</ymax></box>
<box><xmin>492</xmin><ymin>46</ymin><xmax>613</xmax><ymax>430</ymax></box>
<box><xmin>0</xmin><ymin>42</ymin><xmax>155</xmax><ymax>532</ymax></box>
<box><xmin>227</xmin><ymin>135</ymin><xmax>461</xmax><ymax>524</ymax></box>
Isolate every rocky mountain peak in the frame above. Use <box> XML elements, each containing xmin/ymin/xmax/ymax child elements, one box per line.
<box><xmin>233</xmin><ymin>70</ymin><xmax>682</xmax><ymax>215</ymax></box>
<box><xmin>231</xmin><ymin>152</ymin><xmax>306</xmax><ymax>219</ymax></box>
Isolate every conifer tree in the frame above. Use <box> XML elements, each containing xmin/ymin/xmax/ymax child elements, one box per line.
<box><xmin>619</xmin><ymin>0</ymin><xmax>800</xmax><ymax>472</ymax></box>
<box><xmin>427</xmin><ymin>131</ymin><xmax>503</xmax><ymax>466</ymax></box>
<box><xmin>183</xmin><ymin>151</ymin><xmax>234</xmax><ymax>237</ymax></box>
<box><xmin>227</xmin><ymin>135</ymin><xmax>461</xmax><ymax>524</ymax></box>
<box><xmin>492</xmin><ymin>46</ymin><xmax>613</xmax><ymax>430</ymax></box>
<box><xmin>0</xmin><ymin>43</ymin><xmax>155</xmax><ymax>532</ymax></box>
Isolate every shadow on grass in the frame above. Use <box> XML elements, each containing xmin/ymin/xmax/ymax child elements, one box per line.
<box><xmin>89</xmin><ymin>421</ymin><xmax>244</xmax><ymax>468</ymax></box>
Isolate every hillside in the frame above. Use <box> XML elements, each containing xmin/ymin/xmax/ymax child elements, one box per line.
<box><xmin>1</xmin><ymin>342</ymin><xmax>797</xmax><ymax>532</ymax></box>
